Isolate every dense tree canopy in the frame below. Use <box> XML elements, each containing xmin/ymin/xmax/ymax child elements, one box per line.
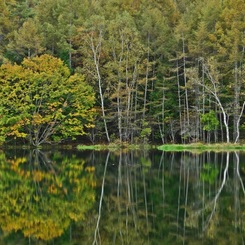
<box><xmin>0</xmin><ymin>0</ymin><xmax>244</xmax><ymax>145</ymax></box>
<box><xmin>0</xmin><ymin>54</ymin><xmax>95</xmax><ymax>146</ymax></box>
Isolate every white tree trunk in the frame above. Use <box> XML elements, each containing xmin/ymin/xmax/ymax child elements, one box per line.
<box><xmin>90</xmin><ymin>33</ymin><xmax>110</xmax><ymax>143</ymax></box>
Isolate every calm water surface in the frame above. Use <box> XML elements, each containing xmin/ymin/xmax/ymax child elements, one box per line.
<box><xmin>0</xmin><ymin>149</ymin><xmax>244</xmax><ymax>244</ymax></box>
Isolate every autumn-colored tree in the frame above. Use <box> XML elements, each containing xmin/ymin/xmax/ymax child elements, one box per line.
<box><xmin>0</xmin><ymin>54</ymin><xmax>95</xmax><ymax>146</ymax></box>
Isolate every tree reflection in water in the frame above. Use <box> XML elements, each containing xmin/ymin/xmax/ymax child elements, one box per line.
<box><xmin>174</xmin><ymin>151</ymin><xmax>245</xmax><ymax>244</ymax></box>
<box><xmin>91</xmin><ymin>150</ymin><xmax>245</xmax><ymax>245</ymax></box>
<box><xmin>0</xmin><ymin>149</ymin><xmax>95</xmax><ymax>242</ymax></box>
<box><xmin>0</xmin><ymin>149</ymin><xmax>244</xmax><ymax>244</ymax></box>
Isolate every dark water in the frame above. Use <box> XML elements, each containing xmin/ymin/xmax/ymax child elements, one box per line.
<box><xmin>0</xmin><ymin>149</ymin><xmax>244</xmax><ymax>244</ymax></box>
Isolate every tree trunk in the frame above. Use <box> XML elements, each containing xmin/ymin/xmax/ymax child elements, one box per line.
<box><xmin>200</xmin><ymin>60</ymin><xmax>230</xmax><ymax>143</ymax></box>
<box><xmin>182</xmin><ymin>35</ymin><xmax>190</xmax><ymax>130</ymax></box>
<box><xmin>233</xmin><ymin>61</ymin><xmax>240</xmax><ymax>142</ymax></box>
<box><xmin>143</xmin><ymin>34</ymin><xmax>150</xmax><ymax>120</ymax></box>
<box><xmin>177</xmin><ymin>59</ymin><xmax>183</xmax><ymax>143</ymax></box>
<box><xmin>90</xmin><ymin>33</ymin><xmax>110</xmax><ymax>143</ymax></box>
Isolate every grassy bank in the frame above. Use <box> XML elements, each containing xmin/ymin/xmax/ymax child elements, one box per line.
<box><xmin>157</xmin><ymin>143</ymin><xmax>245</xmax><ymax>152</ymax></box>
<box><xmin>77</xmin><ymin>143</ymin><xmax>153</xmax><ymax>151</ymax></box>
<box><xmin>76</xmin><ymin>145</ymin><xmax>110</xmax><ymax>150</ymax></box>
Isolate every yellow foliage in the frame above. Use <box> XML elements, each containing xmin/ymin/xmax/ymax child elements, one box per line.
<box><xmin>85</xmin><ymin>166</ymin><xmax>95</xmax><ymax>172</ymax></box>
<box><xmin>21</xmin><ymin>219</ymin><xmax>67</xmax><ymax>241</ymax></box>
<box><xmin>32</xmin><ymin>170</ymin><xmax>45</xmax><ymax>182</ymax></box>
<box><xmin>0</xmin><ymin>54</ymin><xmax>95</xmax><ymax>145</ymax></box>
<box><xmin>48</xmin><ymin>184</ymin><xmax>58</xmax><ymax>194</ymax></box>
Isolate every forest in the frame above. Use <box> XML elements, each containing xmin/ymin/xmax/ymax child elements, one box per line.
<box><xmin>0</xmin><ymin>0</ymin><xmax>244</xmax><ymax>146</ymax></box>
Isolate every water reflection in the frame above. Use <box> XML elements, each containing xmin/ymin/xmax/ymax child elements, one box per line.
<box><xmin>93</xmin><ymin>150</ymin><xmax>245</xmax><ymax>245</ymax></box>
<box><xmin>0</xmin><ymin>149</ymin><xmax>244</xmax><ymax>244</ymax></box>
<box><xmin>0</xmin><ymin>149</ymin><xmax>95</xmax><ymax>243</ymax></box>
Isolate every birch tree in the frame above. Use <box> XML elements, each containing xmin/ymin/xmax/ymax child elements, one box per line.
<box><xmin>188</xmin><ymin>58</ymin><xmax>241</xmax><ymax>143</ymax></box>
<box><xmin>107</xmin><ymin>12</ymin><xmax>144</xmax><ymax>142</ymax></box>
<box><xmin>210</xmin><ymin>0</ymin><xmax>245</xmax><ymax>142</ymax></box>
<box><xmin>81</xmin><ymin>15</ymin><xmax>111</xmax><ymax>143</ymax></box>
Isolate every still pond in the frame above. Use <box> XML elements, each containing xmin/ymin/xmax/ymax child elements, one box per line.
<box><xmin>0</xmin><ymin>148</ymin><xmax>244</xmax><ymax>244</ymax></box>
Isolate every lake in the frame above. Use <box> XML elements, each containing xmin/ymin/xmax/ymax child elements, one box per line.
<box><xmin>0</xmin><ymin>148</ymin><xmax>244</xmax><ymax>244</ymax></box>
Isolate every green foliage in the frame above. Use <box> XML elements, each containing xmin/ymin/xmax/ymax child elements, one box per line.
<box><xmin>200</xmin><ymin>110</ymin><xmax>219</xmax><ymax>131</ymax></box>
<box><xmin>200</xmin><ymin>163</ymin><xmax>219</xmax><ymax>184</ymax></box>
<box><xmin>157</xmin><ymin>143</ymin><xmax>245</xmax><ymax>152</ymax></box>
<box><xmin>8</xmin><ymin>18</ymin><xmax>45</xmax><ymax>59</ymax></box>
<box><xmin>0</xmin><ymin>54</ymin><xmax>95</xmax><ymax>146</ymax></box>
<box><xmin>140</xmin><ymin>121</ymin><xmax>152</xmax><ymax>143</ymax></box>
<box><xmin>0</xmin><ymin>0</ymin><xmax>244</xmax><ymax>144</ymax></box>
